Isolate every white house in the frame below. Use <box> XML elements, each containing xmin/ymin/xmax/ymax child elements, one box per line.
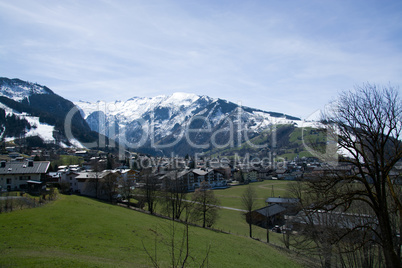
<box><xmin>0</xmin><ymin>160</ymin><xmax>50</xmax><ymax>191</ymax></box>
<box><xmin>159</xmin><ymin>168</ymin><xmax>228</xmax><ymax>192</ymax></box>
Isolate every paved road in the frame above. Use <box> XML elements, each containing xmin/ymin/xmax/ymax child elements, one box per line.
<box><xmin>0</xmin><ymin>196</ymin><xmax>25</xmax><ymax>200</ymax></box>
<box><xmin>133</xmin><ymin>194</ymin><xmax>247</xmax><ymax>212</ymax></box>
<box><xmin>181</xmin><ymin>198</ymin><xmax>247</xmax><ymax>212</ymax></box>
<box><xmin>218</xmin><ymin>206</ymin><xmax>247</xmax><ymax>212</ymax></box>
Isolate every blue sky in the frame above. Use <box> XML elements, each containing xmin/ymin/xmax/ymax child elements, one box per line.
<box><xmin>0</xmin><ymin>0</ymin><xmax>401</xmax><ymax>119</ymax></box>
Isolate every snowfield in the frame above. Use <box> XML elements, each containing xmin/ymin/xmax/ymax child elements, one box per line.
<box><xmin>0</xmin><ymin>80</ymin><xmax>50</xmax><ymax>102</ymax></box>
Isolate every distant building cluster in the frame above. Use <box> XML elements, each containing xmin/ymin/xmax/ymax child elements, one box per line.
<box><xmin>1</xmin><ymin>144</ymin><xmax>401</xmax><ymax>204</ymax></box>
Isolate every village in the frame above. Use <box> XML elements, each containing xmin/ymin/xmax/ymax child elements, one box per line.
<box><xmin>0</xmin><ymin>143</ymin><xmax>346</xmax><ymax>198</ymax></box>
<box><xmin>0</xmin><ymin>145</ymin><xmax>371</xmax><ymax>222</ymax></box>
<box><xmin>0</xmin><ymin>144</ymin><xmax>337</xmax><ymax>224</ymax></box>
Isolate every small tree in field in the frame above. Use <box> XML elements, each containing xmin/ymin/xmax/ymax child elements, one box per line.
<box><xmin>161</xmin><ymin>172</ymin><xmax>188</xmax><ymax>220</ymax></box>
<box><xmin>101</xmin><ymin>172</ymin><xmax>119</xmax><ymax>203</ymax></box>
<box><xmin>140</xmin><ymin>173</ymin><xmax>159</xmax><ymax>214</ymax></box>
<box><xmin>191</xmin><ymin>181</ymin><xmax>220</xmax><ymax>228</ymax></box>
<box><xmin>241</xmin><ymin>184</ymin><xmax>257</xmax><ymax>238</ymax></box>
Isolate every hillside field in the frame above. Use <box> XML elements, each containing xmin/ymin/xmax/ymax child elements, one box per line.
<box><xmin>0</xmin><ymin>193</ymin><xmax>304</xmax><ymax>267</ymax></box>
<box><xmin>212</xmin><ymin>180</ymin><xmax>292</xmax><ymax>244</ymax></box>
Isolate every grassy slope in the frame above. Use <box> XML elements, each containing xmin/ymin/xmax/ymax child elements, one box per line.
<box><xmin>206</xmin><ymin>125</ymin><xmax>327</xmax><ymax>160</ymax></box>
<box><xmin>0</xmin><ymin>194</ymin><xmax>303</xmax><ymax>267</ymax></box>
<box><xmin>212</xmin><ymin>180</ymin><xmax>292</xmax><ymax>244</ymax></box>
<box><xmin>213</xmin><ymin>180</ymin><xmax>291</xmax><ymax>209</ymax></box>
<box><xmin>181</xmin><ymin>180</ymin><xmax>293</xmax><ymax>245</ymax></box>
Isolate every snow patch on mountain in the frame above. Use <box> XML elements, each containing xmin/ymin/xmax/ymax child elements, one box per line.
<box><xmin>24</xmin><ymin>116</ymin><xmax>55</xmax><ymax>141</ymax></box>
<box><xmin>0</xmin><ymin>102</ymin><xmax>55</xmax><ymax>142</ymax></box>
<box><xmin>0</xmin><ymin>78</ymin><xmax>50</xmax><ymax>102</ymax></box>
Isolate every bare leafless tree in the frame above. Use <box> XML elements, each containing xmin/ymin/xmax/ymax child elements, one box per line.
<box><xmin>191</xmin><ymin>181</ymin><xmax>220</xmax><ymax>228</ymax></box>
<box><xmin>143</xmin><ymin>207</ymin><xmax>211</xmax><ymax>268</ymax></box>
<box><xmin>90</xmin><ymin>158</ymin><xmax>106</xmax><ymax>199</ymax></box>
<box><xmin>312</xmin><ymin>84</ymin><xmax>402</xmax><ymax>268</ymax></box>
<box><xmin>161</xmin><ymin>172</ymin><xmax>189</xmax><ymax>220</ymax></box>
<box><xmin>140</xmin><ymin>173</ymin><xmax>160</xmax><ymax>214</ymax></box>
<box><xmin>241</xmin><ymin>184</ymin><xmax>257</xmax><ymax>238</ymax></box>
<box><xmin>100</xmin><ymin>172</ymin><xmax>119</xmax><ymax>203</ymax></box>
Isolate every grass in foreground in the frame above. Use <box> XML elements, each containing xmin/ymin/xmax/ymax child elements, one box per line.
<box><xmin>0</xmin><ymin>194</ymin><xmax>304</xmax><ymax>267</ymax></box>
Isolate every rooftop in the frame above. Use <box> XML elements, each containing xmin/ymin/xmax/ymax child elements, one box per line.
<box><xmin>254</xmin><ymin>204</ymin><xmax>286</xmax><ymax>217</ymax></box>
<box><xmin>0</xmin><ymin>161</ymin><xmax>50</xmax><ymax>175</ymax></box>
<box><xmin>266</xmin><ymin>197</ymin><xmax>299</xmax><ymax>204</ymax></box>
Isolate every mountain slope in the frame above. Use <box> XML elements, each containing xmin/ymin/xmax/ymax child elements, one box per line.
<box><xmin>0</xmin><ymin>77</ymin><xmax>99</xmax><ymax>148</ymax></box>
<box><xmin>76</xmin><ymin>93</ymin><xmax>302</xmax><ymax>155</ymax></box>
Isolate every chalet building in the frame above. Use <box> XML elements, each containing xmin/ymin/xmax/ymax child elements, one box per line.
<box><xmin>0</xmin><ymin>160</ymin><xmax>50</xmax><ymax>191</ymax></box>
<box><xmin>159</xmin><ymin>169</ymin><xmax>192</xmax><ymax>192</ymax></box>
<box><xmin>47</xmin><ymin>172</ymin><xmax>61</xmax><ymax>184</ymax></box>
<box><xmin>191</xmin><ymin>168</ymin><xmax>214</xmax><ymax>189</ymax></box>
<box><xmin>57</xmin><ymin>165</ymin><xmax>85</xmax><ymax>193</ymax></box>
<box><xmin>266</xmin><ymin>197</ymin><xmax>300</xmax><ymax>216</ymax></box>
<box><xmin>244</xmin><ymin>168</ymin><xmax>258</xmax><ymax>182</ymax></box>
<box><xmin>75</xmin><ymin>171</ymin><xmax>116</xmax><ymax>198</ymax></box>
<box><xmin>257</xmin><ymin>169</ymin><xmax>274</xmax><ymax>180</ymax></box>
<box><xmin>275</xmin><ymin>168</ymin><xmax>287</xmax><ymax>179</ymax></box>
<box><xmin>234</xmin><ymin>167</ymin><xmax>258</xmax><ymax>182</ymax></box>
<box><xmin>191</xmin><ymin>168</ymin><xmax>227</xmax><ymax>190</ymax></box>
<box><xmin>213</xmin><ymin>167</ymin><xmax>231</xmax><ymax>180</ymax></box>
<box><xmin>60</xmin><ymin>170</ymin><xmax>80</xmax><ymax>193</ymax></box>
<box><xmin>159</xmin><ymin>168</ymin><xmax>228</xmax><ymax>192</ymax></box>
<box><xmin>248</xmin><ymin>197</ymin><xmax>300</xmax><ymax>229</ymax></box>
<box><xmin>118</xmin><ymin>169</ymin><xmax>139</xmax><ymax>183</ymax></box>
<box><xmin>266</xmin><ymin>197</ymin><xmax>299</xmax><ymax>207</ymax></box>
<box><xmin>246</xmin><ymin>204</ymin><xmax>287</xmax><ymax>228</ymax></box>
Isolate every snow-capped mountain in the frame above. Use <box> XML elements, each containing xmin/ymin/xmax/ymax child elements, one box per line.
<box><xmin>76</xmin><ymin>92</ymin><xmax>301</xmax><ymax>155</ymax></box>
<box><xmin>0</xmin><ymin>77</ymin><xmax>304</xmax><ymax>155</ymax></box>
<box><xmin>0</xmin><ymin>77</ymin><xmax>99</xmax><ymax>148</ymax></box>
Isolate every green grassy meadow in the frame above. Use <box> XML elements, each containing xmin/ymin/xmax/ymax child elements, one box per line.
<box><xmin>158</xmin><ymin>180</ymin><xmax>293</xmax><ymax>245</ymax></box>
<box><xmin>0</xmin><ymin>192</ymin><xmax>303</xmax><ymax>267</ymax></box>
<box><xmin>211</xmin><ymin>180</ymin><xmax>293</xmax><ymax>244</ymax></box>
<box><xmin>213</xmin><ymin>180</ymin><xmax>292</xmax><ymax>209</ymax></box>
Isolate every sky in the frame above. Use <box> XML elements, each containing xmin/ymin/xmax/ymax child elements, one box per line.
<box><xmin>0</xmin><ymin>0</ymin><xmax>401</xmax><ymax>119</ymax></box>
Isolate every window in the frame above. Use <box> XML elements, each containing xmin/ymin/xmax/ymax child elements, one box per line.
<box><xmin>6</xmin><ymin>178</ymin><xmax>11</xmax><ymax>184</ymax></box>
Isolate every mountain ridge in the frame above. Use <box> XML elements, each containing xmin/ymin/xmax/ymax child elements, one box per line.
<box><xmin>0</xmin><ymin>77</ymin><xmax>307</xmax><ymax>157</ymax></box>
<box><xmin>75</xmin><ymin>92</ymin><xmax>302</xmax><ymax>156</ymax></box>
<box><xmin>0</xmin><ymin>77</ymin><xmax>101</xmax><ymax>149</ymax></box>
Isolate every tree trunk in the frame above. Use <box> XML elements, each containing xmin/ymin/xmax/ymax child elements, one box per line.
<box><xmin>203</xmin><ymin>209</ymin><xmax>206</xmax><ymax>228</ymax></box>
<box><xmin>323</xmin><ymin>243</ymin><xmax>332</xmax><ymax>268</ymax></box>
<box><xmin>382</xmin><ymin>242</ymin><xmax>401</xmax><ymax>268</ymax></box>
<box><xmin>378</xmin><ymin>213</ymin><xmax>401</xmax><ymax>268</ymax></box>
